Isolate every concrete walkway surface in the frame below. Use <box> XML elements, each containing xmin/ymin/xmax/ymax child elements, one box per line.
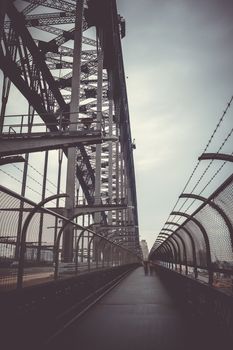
<box><xmin>54</xmin><ymin>267</ymin><xmax>226</xmax><ymax>350</ymax></box>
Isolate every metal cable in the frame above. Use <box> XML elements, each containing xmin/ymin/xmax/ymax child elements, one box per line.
<box><xmin>27</xmin><ymin>162</ymin><xmax>64</xmax><ymax>191</ymax></box>
<box><xmin>168</xmin><ymin>103</ymin><xmax>233</xmax><ymax>225</ymax></box>
<box><xmin>0</xmin><ymin>168</ymin><xmax>42</xmax><ymax>198</ymax></box>
<box><xmin>10</xmin><ymin>163</ymin><xmax>57</xmax><ymax>197</ymax></box>
<box><xmin>176</xmin><ymin>125</ymin><xmax>233</xmax><ymax>216</ymax></box>
<box><xmin>155</xmin><ymin>95</ymin><xmax>233</xmax><ymax>246</ymax></box>
<box><xmin>1</xmin><ymin>167</ymin><xmax>62</xmax><ymax>206</ymax></box>
<box><xmin>189</xmin><ymin>125</ymin><xmax>233</xmax><ymax>194</ymax></box>
<box><xmin>179</xmin><ymin>95</ymin><xmax>233</xmax><ymax>198</ymax></box>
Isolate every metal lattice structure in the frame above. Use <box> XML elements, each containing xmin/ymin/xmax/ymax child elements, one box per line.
<box><xmin>0</xmin><ymin>0</ymin><xmax>141</xmax><ymax>289</ymax></box>
<box><xmin>150</xmin><ymin>172</ymin><xmax>233</xmax><ymax>290</ymax></box>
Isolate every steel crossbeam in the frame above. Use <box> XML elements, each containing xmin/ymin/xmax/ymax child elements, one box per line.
<box><xmin>0</xmin><ymin>131</ymin><xmax>113</xmax><ymax>156</ymax></box>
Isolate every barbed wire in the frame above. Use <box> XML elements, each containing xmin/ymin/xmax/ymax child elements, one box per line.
<box><xmin>156</xmin><ymin>95</ymin><xmax>233</xmax><ymax>246</ymax></box>
<box><xmin>175</xmin><ymin>125</ymin><xmax>233</xmax><ymax>219</ymax></box>
<box><xmin>179</xmin><ymin>95</ymin><xmax>233</xmax><ymax>197</ymax></box>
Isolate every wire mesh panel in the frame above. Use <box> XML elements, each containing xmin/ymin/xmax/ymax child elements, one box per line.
<box><xmin>151</xmin><ymin>175</ymin><xmax>233</xmax><ymax>292</ymax></box>
<box><xmin>0</xmin><ymin>191</ymin><xmax>34</xmax><ymax>290</ymax></box>
<box><xmin>179</xmin><ymin>229</ymin><xmax>194</xmax><ymax>266</ymax></box>
<box><xmin>174</xmin><ymin>236</ymin><xmax>184</xmax><ymax>263</ymax></box>
<box><xmin>166</xmin><ymin>242</ymin><xmax>177</xmax><ymax>268</ymax></box>
<box><xmin>215</xmin><ymin>182</ymin><xmax>233</xmax><ymax>243</ymax></box>
<box><xmin>0</xmin><ymin>193</ymin><xmax>33</xmax><ymax>256</ymax></box>
<box><xmin>20</xmin><ymin>213</ymin><xmax>57</xmax><ymax>288</ymax></box>
<box><xmin>174</xmin><ymin>235</ymin><xmax>187</xmax><ymax>274</ymax></box>
<box><xmin>185</xmin><ymin>221</ymin><xmax>207</xmax><ymax>268</ymax></box>
<box><xmin>195</xmin><ymin>205</ymin><xmax>233</xmax><ymax>264</ymax></box>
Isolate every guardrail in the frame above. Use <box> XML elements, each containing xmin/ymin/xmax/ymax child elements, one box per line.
<box><xmin>150</xmin><ymin>173</ymin><xmax>233</xmax><ymax>293</ymax></box>
<box><xmin>154</xmin><ymin>264</ymin><xmax>233</xmax><ymax>340</ymax></box>
<box><xmin>0</xmin><ymin>185</ymin><xmax>140</xmax><ymax>291</ymax></box>
<box><xmin>1</xmin><ymin>113</ymin><xmax>104</xmax><ymax>135</ymax></box>
<box><xmin>0</xmin><ymin>263</ymin><xmax>139</xmax><ymax>349</ymax></box>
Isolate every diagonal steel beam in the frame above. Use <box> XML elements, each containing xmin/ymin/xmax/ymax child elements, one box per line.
<box><xmin>6</xmin><ymin>2</ymin><xmax>67</xmax><ymax>111</ymax></box>
<box><xmin>23</xmin><ymin>0</ymin><xmax>76</xmax><ymax>12</ymax></box>
<box><xmin>0</xmin><ymin>48</ymin><xmax>58</xmax><ymax>130</ymax></box>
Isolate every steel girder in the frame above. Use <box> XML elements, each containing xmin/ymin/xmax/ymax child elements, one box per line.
<box><xmin>23</xmin><ymin>0</ymin><xmax>76</xmax><ymax>12</ymax></box>
<box><xmin>0</xmin><ymin>0</ymin><xmax>140</xmax><ymax>260</ymax></box>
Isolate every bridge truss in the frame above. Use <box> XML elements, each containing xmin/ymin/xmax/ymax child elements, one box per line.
<box><xmin>0</xmin><ymin>0</ymin><xmax>141</xmax><ymax>288</ymax></box>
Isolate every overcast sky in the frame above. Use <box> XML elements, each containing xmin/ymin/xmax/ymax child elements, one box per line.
<box><xmin>117</xmin><ymin>0</ymin><xmax>233</xmax><ymax>249</ymax></box>
<box><xmin>1</xmin><ymin>0</ymin><xmax>233</xmax><ymax>251</ymax></box>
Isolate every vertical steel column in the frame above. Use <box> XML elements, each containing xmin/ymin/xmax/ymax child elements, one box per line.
<box><xmin>81</xmin><ymin>224</ymin><xmax>84</xmax><ymax>262</ymax></box>
<box><xmin>120</xmin><ymin>153</ymin><xmax>125</xmax><ymax>220</ymax></box>
<box><xmin>54</xmin><ymin>149</ymin><xmax>63</xmax><ymax>246</ymax></box>
<box><xmin>115</xmin><ymin>127</ymin><xmax>120</xmax><ymax>242</ymax></box>
<box><xmin>16</xmin><ymin>53</ymin><xmax>42</xmax><ymax>257</ymax></box>
<box><xmin>88</xmin><ymin>235</ymin><xmax>94</xmax><ymax>272</ymax></box>
<box><xmin>114</xmin><ymin>99</ymin><xmax>120</xmax><ymax>233</ymax></box>
<box><xmin>0</xmin><ymin>76</ymin><xmax>11</xmax><ymax>133</ymax></box>
<box><xmin>63</xmin><ymin>0</ymin><xmax>84</xmax><ymax>262</ymax></box>
<box><xmin>37</xmin><ymin>150</ymin><xmax>48</xmax><ymax>261</ymax></box>
<box><xmin>0</xmin><ymin>24</ymin><xmax>16</xmax><ymax>132</ymax></box>
<box><xmin>127</xmin><ymin>181</ymin><xmax>133</xmax><ymax>224</ymax></box>
<box><xmin>119</xmin><ymin>146</ymin><xmax>123</xmax><ymax>227</ymax></box>
<box><xmin>120</xmin><ymin>150</ymin><xmax>126</xmax><ymax>240</ymax></box>
<box><xmin>15</xmin><ymin>109</ymin><xmax>34</xmax><ymax>259</ymax></box>
<box><xmin>124</xmin><ymin>172</ymin><xmax>129</xmax><ymax>223</ymax></box>
<box><xmin>115</xmin><ymin>129</ymin><xmax>120</xmax><ymax>205</ymax></box>
<box><xmin>0</xmin><ymin>0</ymin><xmax>6</xmax><ymax>40</ymax></box>
<box><xmin>108</xmin><ymin>71</ymin><xmax>114</xmax><ymax>224</ymax></box>
<box><xmin>94</xmin><ymin>29</ymin><xmax>103</xmax><ymax>224</ymax></box>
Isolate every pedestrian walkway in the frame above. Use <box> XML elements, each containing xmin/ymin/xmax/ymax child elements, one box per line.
<box><xmin>54</xmin><ymin>267</ymin><xmax>225</xmax><ymax>350</ymax></box>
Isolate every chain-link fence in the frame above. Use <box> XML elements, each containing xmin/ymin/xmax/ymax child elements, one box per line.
<box><xmin>0</xmin><ymin>185</ymin><xmax>140</xmax><ymax>291</ymax></box>
<box><xmin>151</xmin><ymin>174</ymin><xmax>233</xmax><ymax>293</ymax></box>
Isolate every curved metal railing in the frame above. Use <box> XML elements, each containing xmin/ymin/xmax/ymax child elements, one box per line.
<box><xmin>150</xmin><ymin>173</ymin><xmax>233</xmax><ymax>293</ymax></box>
<box><xmin>0</xmin><ymin>185</ymin><xmax>140</xmax><ymax>291</ymax></box>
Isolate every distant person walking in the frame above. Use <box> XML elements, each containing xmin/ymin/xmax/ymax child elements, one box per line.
<box><xmin>143</xmin><ymin>261</ymin><xmax>149</xmax><ymax>275</ymax></box>
<box><xmin>149</xmin><ymin>261</ymin><xmax>155</xmax><ymax>275</ymax></box>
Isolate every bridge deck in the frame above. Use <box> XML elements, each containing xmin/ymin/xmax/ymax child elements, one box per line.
<box><xmin>52</xmin><ymin>266</ymin><xmax>227</xmax><ymax>350</ymax></box>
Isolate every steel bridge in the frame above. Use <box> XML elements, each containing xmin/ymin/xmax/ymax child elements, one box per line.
<box><xmin>0</xmin><ymin>1</ymin><xmax>233</xmax><ymax>349</ymax></box>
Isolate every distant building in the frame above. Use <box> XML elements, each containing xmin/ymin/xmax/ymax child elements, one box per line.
<box><xmin>140</xmin><ymin>239</ymin><xmax>149</xmax><ymax>260</ymax></box>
